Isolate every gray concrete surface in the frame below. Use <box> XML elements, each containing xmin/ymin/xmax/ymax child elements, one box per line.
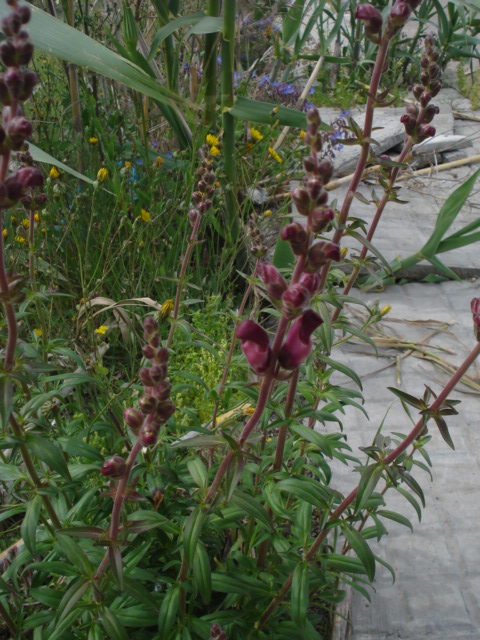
<box><xmin>324</xmin><ymin>280</ymin><xmax>480</xmax><ymax>640</ymax></box>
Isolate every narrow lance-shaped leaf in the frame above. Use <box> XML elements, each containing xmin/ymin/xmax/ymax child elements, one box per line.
<box><xmin>158</xmin><ymin>585</ymin><xmax>180</xmax><ymax>638</ymax></box>
<box><xmin>0</xmin><ymin>374</ymin><xmax>13</xmax><ymax>431</ymax></box>
<box><xmin>21</xmin><ymin>495</ymin><xmax>43</xmax><ymax>556</ymax></box>
<box><xmin>355</xmin><ymin>463</ymin><xmax>384</xmax><ymax>514</ymax></box>
<box><xmin>193</xmin><ymin>543</ymin><xmax>212</xmax><ymax>605</ymax></box>
<box><xmin>291</xmin><ymin>562</ymin><xmax>309</xmax><ymax>629</ymax></box>
<box><xmin>183</xmin><ymin>505</ymin><xmax>206</xmax><ymax>565</ymax></box>
<box><xmin>342</xmin><ymin>524</ymin><xmax>376</xmax><ymax>581</ymax></box>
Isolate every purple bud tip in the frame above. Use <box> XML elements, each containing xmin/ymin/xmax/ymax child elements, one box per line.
<box><xmin>124</xmin><ymin>407</ymin><xmax>144</xmax><ymax>433</ymax></box>
<box><xmin>257</xmin><ymin>261</ymin><xmax>288</xmax><ymax>300</ymax></box>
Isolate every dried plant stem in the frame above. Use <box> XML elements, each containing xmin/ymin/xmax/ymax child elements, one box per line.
<box><xmin>255</xmin><ymin>340</ymin><xmax>480</xmax><ymax>631</ymax></box>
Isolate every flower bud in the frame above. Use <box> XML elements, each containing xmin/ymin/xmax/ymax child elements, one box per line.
<box><xmin>306</xmin><ymin>178</ymin><xmax>323</xmax><ymax>201</ymax></box>
<box><xmin>149</xmin><ymin>364</ymin><xmax>167</xmax><ymax>384</ymax></box>
<box><xmin>1</xmin><ymin>13</ymin><xmax>21</xmax><ymax>37</ymax></box>
<box><xmin>16</xmin><ymin>166</ymin><xmax>43</xmax><ymax>188</ymax></box>
<box><xmin>0</xmin><ymin>78</ymin><xmax>11</xmax><ymax>105</ymax></box>
<box><xmin>4</xmin><ymin>68</ymin><xmax>23</xmax><ymax>100</ymax></box>
<box><xmin>139</xmin><ymin>367</ymin><xmax>154</xmax><ymax>387</ymax></box>
<box><xmin>282</xmin><ymin>284</ymin><xmax>310</xmax><ymax>318</ymax></box>
<box><xmin>428</xmin><ymin>62</ymin><xmax>440</xmax><ymax>79</ymax></box>
<box><xmin>19</xmin><ymin>69</ymin><xmax>37</xmax><ymax>100</ymax></box>
<box><xmin>317</xmin><ymin>160</ymin><xmax>334</xmax><ymax>184</ymax></box>
<box><xmin>139</xmin><ymin>422</ymin><xmax>160</xmax><ymax>446</ymax></box>
<box><xmin>306</xmin><ymin>107</ymin><xmax>321</xmax><ymax>127</ymax></box>
<box><xmin>0</xmin><ymin>40</ymin><xmax>17</xmax><ymax>67</ymax></box>
<box><xmin>257</xmin><ymin>261</ymin><xmax>288</xmax><ymax>300</ymax></box>
<box><xmin>192</xmin><ymin>191</ymin><xmax>203</xmax><ymax>205</ymax></box>
<box><xmin>156</xmin><ymin>380</ymin><xmax>172</xmax><ymax>401</ymax></box>
<box><xmin>387</xmin><ymin>1</ymin><xmax>411</xmax><ymax>29</ymax></box>
<box><xmin>281</xmin><ymin>222</ymin><xmax>307</xmax><ymax>255</ymax></box>
<box><xmin>306</xmin><ymin>241</ymin><xmax>341</xmax><ymax>272</ymax></box>
<box><xmin>420</xmin><ymin>91</ymin><xmax>431</xmax><ymax>107</ymax></box>
<box><xmin>309</xmin><ymin>207</ymin><xmax>334</xmax><ymax>233</ymax></box>
<box><xmin>278</xmin><ymin>309</ymin><xmax>323</xmax><ymax>370</ymax></box>
<box><xmin>7</xmin><ymin>116</ymin><xmax>32</xmax><ymax>150</ymax></box>
<box><xmin>299</xmin><ymin>272</ymin><xmax>321</xmax><ymax>295</ymax></box>
<box><xmin>17</xmin><ymin>5</ymin><xmax>31</xmax><ymax>24</ymax></box>
<box><xmin>142</xmin><ymin>344</ymin><xmax>156</xmax><ymax>360</ymax></box>
<box><xmin>34</xmin><ymin>192</ymin><xmax>47</xmax><ymax>208</ymax></box>
<box><xmin>412</xmin><ymin>84</ymin><xmax>423</xmax><ymax>100</ymax></box>
<box><xmin>101</xmin><ymin>455</ymin><xmax>126</xmax><ymax>478</ymax></box>
<box><xmin>471</xmin><ymin>298</ymin><xmax>480</xmax><ymax>341</ymax></box>
<box><xmin>292</xmin><ymin>187</ymin><xmax>311</xmax><ymax>215</ymax></box>
<box><xmin>124</xmin><ymin>407</ymin><xmax>144</xmax><ymax>434</ymax></box>
<box><xmin>423</xmin><ymin>104</ymin><xmax>439</xmax><ymax>124</ymax></box>
<box><xmin>429</xmin><ymin>80</ymin><xmax>442</xmax><ymax>97</ymax></box>
<box><xmin>420</xmin><ymin>71</ymin><xmax>429</xmax><ymax>86</ymax></box>
<box><xmin>237</xmin><ymin>320</ymin><xmax>272</xmax><ymax>375</ymax></box>
<box><xmin>143</xmin><ymin>316</ymin><xmax>159</xmax><ymax>340</ymax></box>
<box><xmin>400</xmin><ymin>113</ymin><xmax>417</xmax><ymax>136</ymax></box>
<box><xmin>189</xmin><ymin>208</ymin><xmax>199</xmax><ymax>226</ymax></box>
<box><xmin>355</xmin><ymin>4</ymin><xmax>383</xmax><ymax>42</ymax></box>
<box><xmin>420</xmin><ymin>56</ymin><xmax>429</xmax><ymax>69</ymax></box>
<box><xmin>415</xmin><ymin>124</ymin><xmax>435</xmax><ymax>143</ymax></box>
<box><xmin>405</xmin><ymin>104</ymin><xmax>419</xmax><ymax>118</ymax></box>
<box><xmin>303</xmin><ymin>156</ymin><xmax>317</xmax><ymax>174</ymax></box>
<box><xmin>307</xmin><ymin>122</ymin><xmax>318</xmax><ymax>137</ymax></box>
<box><xmin>155</xmin><ymin>399</ymin><xmax>175</xmax><ymax>422</ymax></box>
<box><xmin>138</xmin><ymin>394</ymin><xmax>157</xmax><ymax>414</ymax></box>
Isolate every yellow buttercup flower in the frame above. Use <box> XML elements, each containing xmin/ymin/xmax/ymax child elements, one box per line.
<box><xmin>95</xmin><ymin>325</ymin><xmax>108</xmax><ymax>335</ymax></box>
<box><xmin>155</xmin><ymin>156</ymin><xmax>163</xmax><ymax>168</ymax></box>
<box><xmin>22</xmin><ymin>218</ymin><xmax>29</xmax><ymax>229</ymax></box>
<box><xmin>381</xmin><ymin>305</ymin><xmax>392</xmax><ymax>317</ymax></box>
<box><xmin>50</xmin><ymin>166</ymin><xmax>60</xmax><ymax>179</ymax></box>
<box><xmin>34</xmin><ymin>212</ymin><xmax>40</xmax><ymax>224</ymax></box>
<box><xmin>264</xmin><ymin>209</ymin><xmax>272</xmax><ymax>217</ymax></box>
<box><xmin>125</xmin><ymin>161</ymin><xmax>132</xmax><ymax>169</ymax></box>
<box><xmin>158</xmin><ymin>299</ymin><xmax>174</xmax><ymax>320</ymax></box>
<box><xmin>210</xmin><ymin>145</ymin><xmax>220</xmax><ymax>156</ymax></box>
<box><xmin>268</xmin><ymin>147</ymin><xmax>282</xmax><ymax>163</ymax></box>
<box><xmin>97</xmin><ymin>167</ymin><xmax>108</xmax><ymax>182</ymax></box>
<box><xmin>2</xmin><ymin>228</ymin><xmax>8</xmax><ymax>238</ymax></box>
<box><xmin>89</xmin><ymin>136</ymin><xmax>99</xmax><ymax>145</ymax></box>
<box><xmin>206</xmin><ymin>133</ymin><xmax>219</xmax><ymax>146</ymax></box>
<box><xmin>15</xmin><ymin>235</ymin><xmax>27</xmax><ymax>245</ymax></box>
<box><xmin>300</xmin><ymin>129</ymin><xmax>306</xmax><ymax>139</ymax></box>
<box><xmin>141</xmin><ymin>208</ymin><xmax>150</xmax><ymax>222</ymax></box>
<box><xmin>251</xmin><ymin>127</ymin><xmax>263</xmax><ymax>141</ymax></box>
<box><xmin>34</xmin><ymin>328</ymin><xmax>42</xmax><ymax>337</ymax></box>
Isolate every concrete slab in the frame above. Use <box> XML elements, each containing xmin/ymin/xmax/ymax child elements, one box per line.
<box><xmin>321</xmin><ymin>280</ymin><xmax>480</xmax><ymax>640</ymax></box>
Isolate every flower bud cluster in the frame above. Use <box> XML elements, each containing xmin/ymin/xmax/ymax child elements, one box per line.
<box><xmin>0</xmin><ymin>0</ymin><xmax>44</xmax><ymax>211</ymax></box>
<box><xmin>189</xmin><ymin>148</ymin><xmax>216</xmax><ymax>226</ymax></box>
<box><xmin>386</xmin><ymin>0</ymin><xmax>421</xmax><ymax>38</ymax></box>
<box><xmin>237</xmin><ymin>109</ymin><xmax>342</xmax><ymax>375</ymax></box>
<box><xmin>401</xmin><ymin>37</ymin><xmax>442</xmax><ymax>144</ymax></box>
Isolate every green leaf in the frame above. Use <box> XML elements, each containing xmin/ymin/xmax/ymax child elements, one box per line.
<box><xmin>291</xmin><ymin>562</ymin><xmax>309</xmax><ymax>629</ymax></box>
<box><xmin>211</xmin><ymin>572</ymin><xmax>270</xmax><ymax>597</ymax></box>
<box><xmin>29</xmin><ymin>144</ymin><xmax>95</xmax><ymax>185</ymax></box>
<box><xmin>377</xmin><ymin>509</ymin><xmax>413</xmax><ymax>532</ymax></box>
<box><xmin>230</xmin><ymin>97</ymin><xmax>307</xmax><ymax>128</ymax></box>
<box><xmin>55</xmin><ymin>578</ymin><xmax>90</xmax><ymax>626</ymax></box>
<box><xmin>158</xmin><ymin>585</ymin><xmax>180</xmax><ymax>638</ymax></box>
<box><xmin>317</xmin><ymin>354</ymin><xmax>363</xmax><ymax>390</ymax></box>
<box><xmin>0</xmin><ymin>374</ymin><xmax>13</xmax><ymax>431</ymax></box>
<box><xmin>183</xmin><ymin>505</ymin><xmax>206</xmax><ymax>565</ymax></box>
<box><xmin>100</xmin><ymin>608</ymin><xmax>129</xmax><ymax>640</ymax></box>
<box><xmin>56</xmin><ymin>534</ymin><xmax>93</xmax><ymax>574</ymax></box>
<box><xmin>354</xmin><ymin>464</ymin><xmax>384</xmax><ymax>514</ymax></box>
<box><xmin>21</xmin><ymin>495</ymin><xmax>42</xmax><ymax>556</ymax></box>
<box><xmin>109</xmin><ymin>546</ymin><xmax>124</xmax><ymax>590</ymax></box>
<box><xmin>289</xmin><ymin>422</ymin><xmax>333</xmax><ymax>458</ymax></box>
<box><xmin>432</xmin><ymin>415</ymin><xmax>455</xmax><ymax>450</ymax></box>
<box><xmin>57</xmin><ymin>436</ymin><xmax>104</xmax><ymax>462</ymax></box>
<box><xmin>276</xmin><ymin>477</ymin><xmax>330</xmax><ymax>509</ymax></box>
<box><xmin>229</xmin><ymin>491</ymin><xmax>273</xmax><ymax>532</ymax></box>
<box><xmin>387</xmin><ymin>387</ymin><xmax>424</xmax><ymax>409</ymax></box>
<box><xmin>25</xmin><ymin>434</ymin><xmax>71</xmax><ymax>481</ymax></box>
<box><xmin>187</xmin><ymin>457</ymin><xmax>208</xmax><ymax>489</ymax></box>
<box><xmin>341</xmin><ymin>526</ymin><xmax>376</xmax><ymax>581</ymax></box>
<box><xmin>149</xmin><ymin>12</ymin><xmax>204</xmax><ymax>54</ymax></box>
<box><xmin>422</xmin><ymin>169</ymin><xmax>480</xmax><ymax>257</ymax></box>
<box><xmin>347</xmin><ymin>230</ymin><xmax>393</xmax><ymax>274</ymax></box>
<box><xmin>400</xmin><ymin>471</ymin><xmax>426</xmax><ymax>508</ymax></box>
<box><xmin>427</xmin><ymin>255</ymin><xmax>460</xmax><ymax>281</ymax></box>
<box><xmin>324</xmin><ymin>553</ymin><xmax>367</xmax><ymax>575</ymax></box>
<box><xmin>193</xmin><ymin>543</ymin><xmax>212</xmax><ymax>605</ymax></box>
<box><xmin>225</xmin><ymin>453</ymin><xmax>244</xmax><ymax>502</ymax></box>
<box><xmin>283</xmin><ymin>0</ymin><xmax>306</xmax><ymax>45</ymax></box>
<box><xmin>126</xmin><ymin>509</ymin><xmax>177</xmax><ymax>535</ymax></box>
<box><xmin>395</xmin><ymin>486</ymin><xmax>422</xmax><ymax>521</ymax></box>
<box><xmin>0</xmin><ymin>463</ymin><xmax>27</xmax><ymax>482</ymax></box>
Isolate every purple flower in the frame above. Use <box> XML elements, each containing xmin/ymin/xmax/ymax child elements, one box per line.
<box><xmin>278</xmin><ymin>309</ymin><xmax>323</xmax><ymax>370</ymax></box>
<box><xmin>257</xmin><ymin>261</ymin><xmax>288</xmax><ymax>300</ymax></box>
<box><xmin>237</xmin><ymin>320</ymin><xmax>273</xmax><ymax>375</ymax></box>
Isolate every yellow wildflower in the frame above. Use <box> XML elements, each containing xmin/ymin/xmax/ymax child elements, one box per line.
<box><xmin>264</xmin><ymin>209</ymin><xmax>272</xmax><ymax>217</ymax></box>
<box><xmin>206</xmin><ymin>133</ymin><xmax>219</xmax><ymax>146</ymax></box>
<box><xmin>89</xmin><ymin>136</ymin><xmax>99</xmax><ymax>145</ymax></box>
<box><xmin>158</xmin><ymin>299</ymin><xmax>174</xmax><ymax>320</ymax></box>
<box><xmin>95</xmin><ymin>325</ymin><xmax>108</xmax><ymax>335</ymax></box>
<box><xmin>15</xmin><ymin>235</ymin><xmax>27</xmax><ymax>245</ymax></box>
<box><xmin>50</xmin><ymin>166</ymin><xmax>60</xmax><ymax>179</ymax></box>
<box><xmin>155</xmin><ymin>156</ymin><xmax>163</xmax><ymax>168</ymax></box>
<box><xmin>340</xmin><ymin>247</ymin><xmax>348</xmax><ymax>259</ymax></box>
<box><xmin>251</xmin><ymin>127</ymin><xmax>263</xmax><ymax>141</ymax></box>
<box><xmin>300</xmin><ymin>129</ymin><xmax>306</xmax><ymax>139</ymax></box>
<box><xmin>125</xmin><ymin>161</ymin><xmax>132</xmax><ymax>169</ymax></box>
<box><xmin>34</xmin><ymin>212</ymin><xmax>40</xmax><ymax>224</ymax></box>
<box><xmin>141</xmin><ymin>208</ymin><xmax>150</xmax><ymax>222</ymax></box>
<box><xmin>22</xmin><ymin>218</ymin><xmax>30</xmax><ymax>229</ymax></box>
<box><xmin>2</xmin><ymin>228</ymin><xmax>8</xmax><ymax>238</ymax></box>
<box><xmin>381</xmin><ymin>305</ymin><xmax>392</xmax><ymax>317</ymax></box>
<box><xmin>97</xmin><ymin>167</ymin><xmax>108</xmax><ymax>182</ymax></box>
<box><xmin>268</xmin><ymin>147</ymin><xmax>282</xmax><ymax>163</ymax></box>
<box><xmin>215</xmin><ymin>181</ymin><xmax>220</xmax><ymax>188</ymax></box>
<box><xmin>34</xmin><ymin>328</ymin><xmax>42</xmax><ymax>337</ymax></box>
<box><xmin>210</xmin><ymin>145</ymin><xmax>220</xmax><ymax>156</ymax></box>
<box><xmin>40</xmin><ymin>228</ymin><xmax>46</xmax><ymax>233</ymax></box>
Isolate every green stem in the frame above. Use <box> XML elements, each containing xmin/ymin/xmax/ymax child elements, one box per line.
<box><xmin>204</xmin><ymin>0</ymin><xmax>221</xmax><ymax>128</ymax></box>
<box><xmin>0</xmin><ymin>600</ymin><xmax>17</xmax><ymax>637</ymax></box>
